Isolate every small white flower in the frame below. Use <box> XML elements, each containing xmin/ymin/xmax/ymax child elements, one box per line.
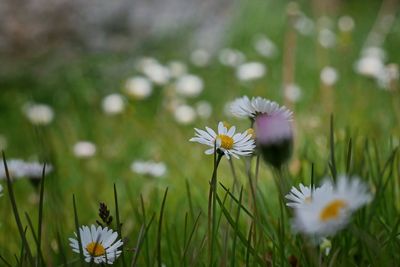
<box><xmin>174</xmin><ymin>74</ymin><xmax>204</xmax><ymax>98</ymax></box>
<box><xmin>69</xmin><ymin>225</ymin><xmax>123</xmax><ymax>264</ymax></box>
<box><xmin>253</xmin><ymin>35</ymin><xmax>278</xmax><ymax>58</ymax></box>
<box><xmin>230</xmin><ymin>96</ymin><xmax>293</xmax><ymax>121</ymax></box>
<box><xmin>190</xmin><ymin>49</ymin><xmax>210</xmax><ymax>67</ymax></box>
<box><xmin>320</xmin><ymin>66</ymin><xmax>339</xmax><ymax>86</ymax></box>
<box><xmin>173</xmin><ymin>104</ymin><xmax>197</xmax><ymax>125</ymax></box>
<box><xmin>338</xmin><ymin>16</ymin><xmax>355</xmax><ymax>32</ymax></box>
<box><xmin>124</xmin><ymin>76</ymin><xmax>153</xmax><ymax>100</ymax></box>
<box><xmin>131</xmin><ymin>160</ymin><xmax>167</xmax><ymax>178</ymax></box>
<box><xmin>73</xmin><ymin>141</ymin><xmax>96</xmax><ymax>158</ymax></box>
<box><xmin>190</xmin><ymin>122</ymin><xmax>255</xmax><ymax>159</ymax></box>
<box><xmin>0</xmin><ymin>159</ymin><xmax>52</xmax><ymax>179</ymax></box>
<box><xmin>195</xmin><ymin>101</ymin><xmax>212</xmax><ymax>119</ymax></box>
<box><xmin>142</xmin><ymin>62</ymin><xmax>170</xmax><ymax>85</ymax></box>
<box><xmin>292</xmin><ymin>175</ymin><xmax>372</xmax><ymax>237</ymax></box>
<box><xmin>284</xmin><ymin>84</ymin><xmax>302</xmax><ymax>103</ymax></box>
<box><xmin>23</xmin><ymin>103</ymin><xmax>54</xmax><ymax>125</ymax></box>
<box><xmin>294</xmin><ymin>15</ymin><xmax>315</xmax><ymax>36</ymax></box>
<box><xmin>236</xmin><ymin>62</ymin><xmax>266</xmax><ymax>81</ymax></box>
<box><xmin>101</xmin><ymin>94</ymin><xmax>125</xmax><ymax>115</ymax></box>
<box><xmin>218</xmin><ymin>48</ymin><xmax>245</xmax><ymax>67</ymax></box>
<box><xmin>318</xmin><ymin>29</ymin><xmax>336</xmax><ymax>48</ymax></box>
<box><xmin>168</xmin><ymin>61</ymin><xmax>187</xmax><ymax>78</ymax></box>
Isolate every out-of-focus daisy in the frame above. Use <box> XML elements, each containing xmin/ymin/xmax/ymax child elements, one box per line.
<box><xmin>230</xmin><ymin>96</ymin><xmax>293</xmax><ymax>121</ymax></box>
<box><xmin>294</xmin><ymin>14</ymin><xmax>315</xmax><ymax>36</ymax></box>
<box><xmin>286</xmin><ymin>183</ymin><xmax>332</xmax><ymax>208</ymax></box>
<box><xmin>320</xmin><ymin>66</ymin><xmax>339</xmax><ymax>86</ymax></box>
<box><xmin>0</xmin><ymin>159</ymin><xmax>52</xmax><ymax>180</ymax></box>
<box><xmin>218</xmin><ymin>48</ymin><xmax>245</xmax><ymax>67</ymax></box>
<box><xmin>174</xmin><ymin>74</ymin><xmax>204</xmax><ymax>98</ymax></box>
<box><xmin>338</xmin><ymin>16</ymin><xmax>355</xmax><ymax>32</ymax></box>
<box><xmin>173</xmin><ymin>104</ymin><xmax>197</xmax><ymax>125</ymax></box>
<box><xmin>378</xmin><ymin>63</ymin><xmax>399</xmax><ymax>90</ymax></box>
<box><xmin>130</xmin><ymin>160</ymin><xmax>167</xmax><ymax>178</ymax></box>
<box><xmin>195</xmin><ymin>101</ymin><xmax>212</xmax><ymax>119</ymax></box>
<box><xmin>73</xmin><ymin>141</ymin><xmax>96</xmax><ymax>158</ymax></box>
<box><xmin>318</xmin><ymin>29</ymin><xmax>336</xmax><ymax>48</ymax></box>
<box><xmin>236</xmin><ymin>62</ymin><xmax>266</xmax><ymax>81</ymax></box>
<box><xmin>23</xmin><ymin>103</ymin><xmax>54</xmax><ymax>126</ymax></box>
<box><xmin>292</xmin><ymin>175</ymin><xmax>372</xmax><ymax>237</ymax></box>
<box><xmin>190</xmin><ymin>49</ymin><xmax>210</xmax><ymax>67</ymax></box>
<box><xmin>142</xmin><ymin>61</ymin><xmax>170</xmax><ymax>85</ymax></box>
<box><xmin>189</xmin><ymin>122</ymin><xmax>255</xmax><ymax>159</ymax></box>
<box><xmin>284</xmin><ymin>84</ymin><xmax>302</xmax><ymax>103</ymax></box>
<box><xmin>69</xmin><ymin>225</ymin><xmax>123</xmax><ymax>264</ymax></box>
<box><xmin>168</xmin><ymin>61</ymin><xmax>187</xmax><ymax>78</ymax></box>
<box><xmin>101</xmin><ymin>94</ymin><xmax>125</xmax><ymax>115</ymax></box>
<box><xmin>124</xmin><ymin>76</ymin><xmax>153</xmax><ymax>100</ymax></box>
<box><xmin>253</xmin><ymin>35</ymin><xmax>278</xmax><ymax>58</ymax></box>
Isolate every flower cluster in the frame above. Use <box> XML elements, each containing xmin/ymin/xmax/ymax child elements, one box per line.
<box><xmin>0</xmin><ymin>159</ymin><xmax>52</xmax><ymax>180</ymax></box>
<box><xmin>286</xmin><ymin>175</ymin><xmax>372</xmax><ymax>237</ymax></box>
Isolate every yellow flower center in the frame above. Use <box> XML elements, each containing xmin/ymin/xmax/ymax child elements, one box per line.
<box><xmin>319</xmin><ymin>199</ymin><xmax>347</xmax><ymax>222</ymax></box>
<box><xmin>246</xmin><ymin>128</ymin><xmax>256</xmax><ymax>139</ymax></box>
<box><xmin>86</xmin><ymin>242</ymin><xmax>106</xmax><ymax>257</ymax></box>
<box><xmin>217</xmin><ymin>134</ymin><xmax>234</xmax><ymax>150</ymax></box>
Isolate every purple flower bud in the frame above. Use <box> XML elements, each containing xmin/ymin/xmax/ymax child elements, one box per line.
<box><xmin>255</xmin><ymin>113</ymin><xmax>293</xmax><ymax>168</ymax></box>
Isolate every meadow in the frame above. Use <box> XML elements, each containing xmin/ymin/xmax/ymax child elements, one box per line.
<box><xmin>0</xmin><ymin>0</ymin><xmax>400</xmax><ymax>266</ymax></box>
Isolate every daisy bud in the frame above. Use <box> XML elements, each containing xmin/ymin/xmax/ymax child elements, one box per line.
<box><xmin>255</xmin><ymin>113</ymin><xmax>293</xmax><ymax>168</ymax></box>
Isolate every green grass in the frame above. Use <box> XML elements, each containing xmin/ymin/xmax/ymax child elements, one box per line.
<box><xmin>0</xmin><ymin>0</ymin><xmax>400</xmax><ymax>266</ymax></box>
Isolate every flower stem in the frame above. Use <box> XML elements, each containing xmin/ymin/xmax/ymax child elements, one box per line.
<box><xmin>208</xmin><ymin>152</ymin><xmax>223</xmax><ymax>266</ymax></box>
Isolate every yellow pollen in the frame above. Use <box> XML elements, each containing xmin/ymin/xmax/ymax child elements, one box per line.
<box><xmin>86</xmin><ymin>242</ymin><xmax>106</xmax><ymax>257</ymax></box>
<box><xmin>319</xmin><ymin>199</ymin><xmax>347</xmax><ymax>222</ymax></box>
<box><xmin>246</xmin><ymin>128</ymin><xmax>256</xmax><ymax>139</ymax></box>
<box><xmin>217</xmin><ymin>134</ymin><xmax>234</xmax><ymax>150</ymax></box>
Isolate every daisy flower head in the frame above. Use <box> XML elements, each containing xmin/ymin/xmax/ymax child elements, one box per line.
<box><xmin>292</xmin><ymin>175</ymin><xmax>372</xmax><ymax>237</ymax></box>
<box><xmin>69</xmin><ymin>225</ymin><xmax>123</xmax><ymax>264</ymax></box>
<box><xmin>190</xmin><ymin>122</ymin><xmax>255</xmax><ymax>159</ymax></box>
<box><xmin>230</xmin><ymin>96</ymin><xmax>293</xmax><ymax>121</ymax></box>
<box><xmin>285</xmin><ymin>182</ymin><xmax>333</xmax><ymax>208</ymax></box>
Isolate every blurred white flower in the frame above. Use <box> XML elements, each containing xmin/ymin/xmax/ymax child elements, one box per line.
<box><xmin>195</xmin><ymin>101</ymin><xmax>212</xmax><ymax>119</ymax></box>
<box><xmin>253</xmin><ymin>35</ymin><xmax>278</xmax><ymax>58</ymax></box>
<box><xmin>338</xmin><ymin>16</ymin><xmax>355</xmax><ymax>32</ymax></box>
<box><xmin>295</xmin><ymin>15</ymin><xmax>315</xmax><ymax>36</ymax></box>
<box><xmin>377</xmin><ymin>63</ymin><xmax>399</xmax><ymax>90</ymax></box>
<box><xmin>173</xmin><ymin>104</ymin><xmax>197</xmax><ymax>125</ymax></box>
<box><xmin>320</xmin><ymin>66</ymin><xmax>339</xmax><ymax>86</ymax></box>
<box><xmin>0</xmin><ymin>159</ymin><xmax>52</xmax><ymax>179</ymax></box>
<box><xmin>190</xmin><ymin>49</ymin><xmax>210</xmax><ymax>67</ymax></box>
<box><xmin>124</xmin><ymin>76</ymin><xmax>153</xmax><ymax>100</ymax></box>
<box><xmin>131</xmin><ymin>160</ymin><xmax>167</xmax><ymax>178</ymax></box>
<box><xmin>285</xmin><ymin>84</ymin><xmax>302</xmax><ymax>102</ymax></box>
<box><xmin>175</xmin><ymin>74</ymin><xmax>204</xmax><ymax>98</ymax></box>
<box><xmin>23</xmin><ymin>103</ymin><xmax>54</xmax><ymax>126</ymax></box>
<box><xmin>73</xmin><ymin>141</ymin><xmax>96</xmax><ymax>158</ymax></box>
<box><xmin>218</xmin><ymin>48</ymin><xmax>246</xmax><ymax>67</ymax></box>
<box><xmin>236</xmin><ymin>62</ymin><xmax>266</xmax><ymax>81</ymax></box>
<box><xmin>101</xmin><ymin>94</ymin><xmax>125</xmax><ymax>115</ymax></box>
<box><xmin>355</xmin><ymin>51</ymin><xmax>385</xmax><ymax>79</ymax></box>
<box><xmin>168</xmin><ymin>61</ymin><xmax>187</xmax><ymax>78</ymax></box>
<box><xmin>318</xmin><ymin>29</ymin><xmax>336</xmax><ymax>48</ymax></box>
<box><xmin>142</xmin><ymin>61</ymin><xmax>170</xmax><ymax>85</ymax></box>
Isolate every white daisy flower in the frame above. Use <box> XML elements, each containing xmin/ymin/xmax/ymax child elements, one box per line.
<box><xmin>189</xmin><ymin>122</ymin><xmax>255</xmax><ymax>159</ymax></box>
<box><xmin>130</xmin><ymin>160</ymin><xmax>167</xmax><ymax>178</ymax></box>
<box><xmin>0</xmin><ymin>159</ymin><xmax>52</xmax><ymax>180</ymax></box>
<box><xmin>236</xmin><ymin>62</ymin><xmax>266</xmax><ymax>81</ymax></box>
<box><xmin>73</xmin><ymin>141</ymin><xmax>97</xmax><ymax>158</ymax></box>
<box><xmin>69</xmin><ymin>225</ymin><xmax>123</xmax><ymax>264</ymax></box>
<box><xmin>292</xmin><ymin>175</ymin><xmax>372</xmax><ymax>237</ymax></box>
<box><xmin>174</xmin><ymin>74</ymin><xmax>204</xmax><ymax>98</ymax></box>
<box><xmin>124</xmin><ymin>76</ymin><xmax>153</xmax><ymax>100</ymax></box>
<box><xmin>285</xmin><ymin>183</ymin><xmax>332</xmax><ymax>208</ymax></box>
<box><xmin>23</xmin><ymin>103</ymin><xmax>54</xmax><ymax>126</ymax></box>
<box><xmin>173</xmin><ymin>104</ymin><xmax>197</xmax><ymax>125</ymax></box>
<box><xmin>101</xmin><ymin>94</ymin><xmax>125</xmax><ymax>115</ymax></box>
<box><xmin>230</xmin><ymin>96</ymin><xmax>293</xmax><ymax>121</ymax></box>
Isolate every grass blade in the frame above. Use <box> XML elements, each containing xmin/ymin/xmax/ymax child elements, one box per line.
<box><xmin>72</xmin><ymin>194</ymin><xmax>84</xmax><ymax>265</ymax></box>
<box><xmin>157</xmin><ymin>187</ymin><xmax>169</xmax><ymax>267</ymax></box>
<box><xmin>37</xmin><ymin>163</ymin><xmax>46</xmax><ymax>267</ymax></box>
<box><xmin>114</xmin><ymin>183</ymin><xmax>127</xmax><ymax>267</ymax></box>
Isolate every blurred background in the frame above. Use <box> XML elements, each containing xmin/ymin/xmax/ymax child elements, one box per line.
<box><xmin>0</xmin><ymin>0</ymin><xmax>400</xmax><ymax>260</ymax></box>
